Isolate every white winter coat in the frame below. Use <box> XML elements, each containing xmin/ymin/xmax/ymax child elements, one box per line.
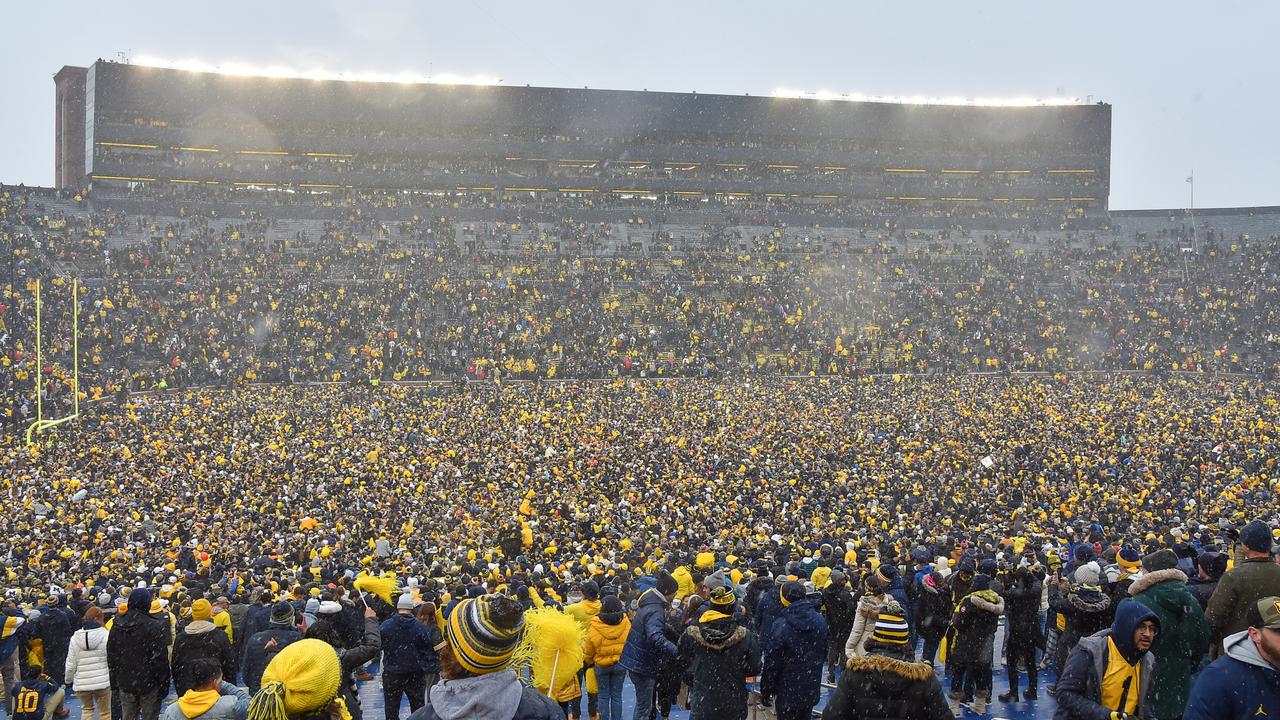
<box><xmin>65</xmin><ymin>625</ymin><xmax>111</xmax><ymax>691</ymax></box>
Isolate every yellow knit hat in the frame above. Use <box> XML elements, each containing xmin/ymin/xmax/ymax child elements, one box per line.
<box><xmin>249</xmin><ymin>640</ymin><xmax>349</xmax><ymax>720</ymax></box>
<box><xmin>191</xmin><ymin>599</ymin><xmax>212</xmax><ymax>622</ymax></box>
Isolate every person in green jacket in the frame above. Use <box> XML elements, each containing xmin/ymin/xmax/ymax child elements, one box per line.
<box><xmin>1127</xmin><ymin>549</ymin><xmax>1209</xmax><ymax>720</ymax></box>
<box><xmin>1207</xmin><ymin>520</ymin><xmax>1280</xmax><ymax>658</ymax></box>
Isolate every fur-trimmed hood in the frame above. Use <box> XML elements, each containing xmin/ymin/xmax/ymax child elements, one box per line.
<box><xmin>845</xmin><ymin>653</ymin><xmax>934</xmax><ymax>681</ymax></box>
<box><xmin>968</xmin><ymin>592</ymin><xmax>1005</xmax><ymax>615</ymax></box>
<box><xmin>686</xmin><ymin>623</ymin><xmax>747</xmax><ymax>650</ymax></box>
<box><xmin>1068</xmin><ymin>590</ymin><xmax>1111</xmax><ymax>613</ymax></box>
<box><xmin>1128</xmin><ymin>568</ymin><xmax>1188</xmax><ymax>596</ymax></box>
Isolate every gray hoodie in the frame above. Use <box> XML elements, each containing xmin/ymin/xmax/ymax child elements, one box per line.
<box><xmin>426</xmin><ymin>671</ymin><xmax>526</xmax><ymax>720</ymax></box>
<box><xmin>1223</xmin><ymin>628</ymin><xmax>1276</xmax><ymax>669</ymax></box>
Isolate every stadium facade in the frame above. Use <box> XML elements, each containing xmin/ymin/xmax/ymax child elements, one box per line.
<box><xmin>54</xmin><ymin>60</ymin><xmax>1112</xmax><ymax>229</ymax></box>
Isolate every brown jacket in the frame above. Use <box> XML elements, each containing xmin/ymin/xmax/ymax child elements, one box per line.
<box><xmin>1205</xmin><ymin>556</ymin><xmax>1280</xmax><ymax>656</ymax></box>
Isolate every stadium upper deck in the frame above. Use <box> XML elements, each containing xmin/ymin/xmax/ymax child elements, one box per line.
<box><xmin>55</xmin><ymin>60</ymin><xmax>1112</xmax><ymax>229</ymax></box>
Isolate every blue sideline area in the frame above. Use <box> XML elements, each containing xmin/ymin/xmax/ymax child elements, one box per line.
<box><xmin>45</xmin><ymin>663</ymin><xmax>1058</xmax><ymax>720</ymax></box>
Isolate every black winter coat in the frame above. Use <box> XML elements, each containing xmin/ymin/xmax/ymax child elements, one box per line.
<box><xmin>335</xmin><ymin>616</ymin><xmax>382</xmax><ymax>719</ymax></box>
<box><xmin>171</xmin><ymin>622</ymin><xmax>238</xmax><ymax>694</ymax></box>
<box><xmin>239</xmin><ymin>604</ymin><xmax>273</xmax><ymax>653</ymax></box>
<box><xmin>914</xmin><ymin>583</ymin><xmax>952</xmax><ymax>642</ymax></box>
<box><xmin>1049</xmin><ymin>584</ymin><xmax>1111</xmax><ymax>669</ymax></box>
<box><xmin>824</xmin><ymin>653</ymin><xmax>954</xmax><ymax>720</ymax></box>
<box><xmin>947</xmin><ymin>592</ymin><xmax>1004</xmax><ymax>666</ymax></box>
<box><xmin>822</xmin><ymin>583</ymin><xmax>859</xmax><ymax>646</ymax></box>
<box><xmin>999</xmin><ymin>570</ymin><xmax>1044</xmax><ymax>642</ymax></box>
<box><xmin>106</xmin><ymin>610</ymin><xmax>171</xmax><ymax>694</ymax></box>
<box><xmin>240</xmin><ymin>625</ymin><xmax>303</xmax><ymax>695</ymax></box>
<box><xmin>34</xmin><ymin>606</ymin><xmax>76</xmax><ymax>684</ymax></box>
<box><xmin>676</xmin><ymin>617</ymin><xmax>761</xmax><ymax>720</ymax></box>
<box><xmin>1186</xmin><ymin>578</ymin><xmax>1217</xmax><ymax>610</ymax></box>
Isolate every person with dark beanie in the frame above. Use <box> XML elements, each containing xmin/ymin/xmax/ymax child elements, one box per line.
<box><xmin>675</xmin><ymin>586</ymin><xmax>760</xmax><ymax>720</ymax></box>
<box><xmin>761</xmin><ymin>581</ymin><xmax>828</xmax><ymax>720</ymax></box>
<box><xmin>1207</xmin><ymin>520</ymin><xmax>1280</xmax><ymax>658</ymax></box>
<box><xmin>1189</xmin><ymin>552</ymin><xmax>1229</xmax><ymax>610</ymax></box>
<box><xmin>1127</xmin><ymin>548</ymin><xmax>1208</xmax><ymax>720</ymax></box>
<box><xmin>946</xmin><ymin>575</ymin><xmax>1004</xmax><ymax>715</ymax></box>
<box><xmin>241</xmin><ymin>601</ymin><xmax>303</xmax><ymax>696</ymax></box>
<box><xmin>106</xmin><ymin>588</ymin><xmax>170</xmax><ymax>720</ymax></box>
<box><xmin>619</xmin><ymin>571</ymin><xmax>679</xmax><ymax>720</ymax></box>
<box><xmin>824</xmin><ymin>606</ymin><xmax>952</xmax><ymax>720</ymax></box>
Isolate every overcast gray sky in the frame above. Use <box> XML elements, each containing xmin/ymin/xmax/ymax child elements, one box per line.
<box><xmin>2</xmin><ymin>1</ymin><xmax>1276</xmax><ymax>210</ymax></box>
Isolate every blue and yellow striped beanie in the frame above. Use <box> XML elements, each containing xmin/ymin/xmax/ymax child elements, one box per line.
<box><xmin>446</xmin><ymin>594</ymin><xmax>525</xmax><ymax>675</ymax></box>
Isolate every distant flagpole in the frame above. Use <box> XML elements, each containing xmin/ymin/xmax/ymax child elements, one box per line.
<box><xmin>1186</xmin><ymin>171</ymin><xmax>1196</xmax><ymax>252</ymax></box>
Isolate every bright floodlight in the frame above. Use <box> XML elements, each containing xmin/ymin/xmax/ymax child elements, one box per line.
<box><xmin>771</xmin><ymin>88</ymin><xmax>1084</xmax><ymax>107</ymax></box>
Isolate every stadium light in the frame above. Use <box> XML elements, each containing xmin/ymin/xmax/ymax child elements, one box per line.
<box><xmin>131</xmin><ymin>55</ymin><xmax>502</xmax><ymax>87</ymax></box>
<box><xmin>771</xmin><ymin>88</ymin><xmax>1084</xmax><ymax>107</ymax></box>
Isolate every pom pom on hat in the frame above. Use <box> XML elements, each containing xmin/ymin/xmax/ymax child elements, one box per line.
<box><xmin>445</xmin><ymin>594</ymin><xmax>525</xmax><ymax>675</ymax></box>
<box><xmin>870</xmin><ymin>600</ymin><xmax>909</xmax><ymax>646</ymax></box>
<box><xmin>709</xmin><ymin>585</ymin><xmax>736</xmax><ymax>607</ymax></box>
<box><xmin>251</xmin><ymin>639</ymin><xmax>346</xmax><ymax>720</ymax></box>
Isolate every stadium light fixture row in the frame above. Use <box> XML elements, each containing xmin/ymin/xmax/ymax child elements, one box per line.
<box><xmin>771</xmin><ymin>88</ymin><xmax>1084</xmax><ymax>107</ymax></box>
<box><xmin>131</xmin><ymin>55</ymin><xmax>502</xmax><ymax>87</ymax></box>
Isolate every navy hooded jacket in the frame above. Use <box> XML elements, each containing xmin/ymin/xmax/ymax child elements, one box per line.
<box><xmin>618</xmin><ymin>588</ymin><xmax>678</xmax><ymax>677</ymax></box>
<box><xmin>1183</xmin><ymin>628</ymin><xmax>1280</xmax><ymax>720</ymax></box>
<box><xmin>762</xmin><ymin>600</ymin><xmax>829</xmax><ymax>715</ymax></box>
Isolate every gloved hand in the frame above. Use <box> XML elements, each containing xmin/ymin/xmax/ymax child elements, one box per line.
<box><xmin>1111</xmin><ymin>712</ymin><xmax>1135</xmax><ymax>720</ymax></box>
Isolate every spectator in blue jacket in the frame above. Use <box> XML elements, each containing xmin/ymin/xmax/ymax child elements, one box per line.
<box><xmin>10</xmin><ymin>664</ymin><xmax>64</xmax><ymax>720</ymax></box>
<box><xmin>239</xmin><ymin>601</ymin><xmax>302</xmax><ymax>695</ymax></box>
<box><xmin>380</xmin><ymin>593</ymin><xmax>438</xmax><ymax>720</ymax></box>
<box><xmin>875</xmin><ymin>563</ymin><xmax>913</xmax><ymax>639</ymax></box>
<box><xmin>762</xmin><ymin>581</ymin><xmax>829</xmax><ymax>720</ymax></box>
<box><xmin>754</xmin><ymin>575</ymin><xmax>787</xmax><ymax>652</ymax></box>
<box><xmin>619</xmin><ymin>571</ymin><xmax>679</xmax><ymax>720</ymax></box>
<box><xmin>1183</xmin><ymin>596</ymin><xmax>1280</xmax><ymax>720</ymax></box>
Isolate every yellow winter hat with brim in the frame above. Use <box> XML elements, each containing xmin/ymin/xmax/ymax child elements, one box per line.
<box><xmin>250</xmin><ymin>639</ymin><xmax>350</xmax><ymax>720</ymax></box>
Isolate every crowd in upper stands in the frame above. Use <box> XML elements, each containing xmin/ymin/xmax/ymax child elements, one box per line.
<box><xmin>2</xmin><ymin>184</ymin><xmax>1278</xmax><ymax>425</ymax></box>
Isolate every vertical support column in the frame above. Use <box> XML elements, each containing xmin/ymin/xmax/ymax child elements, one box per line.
<box><xmin>53</xmin><ymin>66</ymin><xmax>88</xmax><ymax>189</ymax></box>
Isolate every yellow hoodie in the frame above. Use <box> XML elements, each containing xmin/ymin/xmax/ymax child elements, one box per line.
<box><xmin>177</xmin><ymin>690</ymin><xmax>220</xmax><ymax>719</ymax></box>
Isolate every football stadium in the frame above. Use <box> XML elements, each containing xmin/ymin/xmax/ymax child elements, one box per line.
<box><xmin>3</xmin><ymin>17</ymin><xmax>1280</xmax><ymax>720</ymax></box>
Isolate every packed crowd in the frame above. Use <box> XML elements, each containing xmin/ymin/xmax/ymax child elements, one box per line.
<box><xmin>3</xmin><ymin>184</ymin><xmax>1279</xmax><ymax>427</ymax></box>
<box><xmin>0</xmin><ymin>374</ymin><xmax>1278</xmax><ymax>720</ymax></box>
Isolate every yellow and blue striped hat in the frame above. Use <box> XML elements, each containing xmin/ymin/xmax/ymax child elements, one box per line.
<box><xmin>446</xmin><ymin>594</ymin><xmax>525</xmax><ymax>675</ymax></box>
<box><xmin>871</xmin><ymin>602</ymin><xmax>910</xmax><ymax>646</ymax></box>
